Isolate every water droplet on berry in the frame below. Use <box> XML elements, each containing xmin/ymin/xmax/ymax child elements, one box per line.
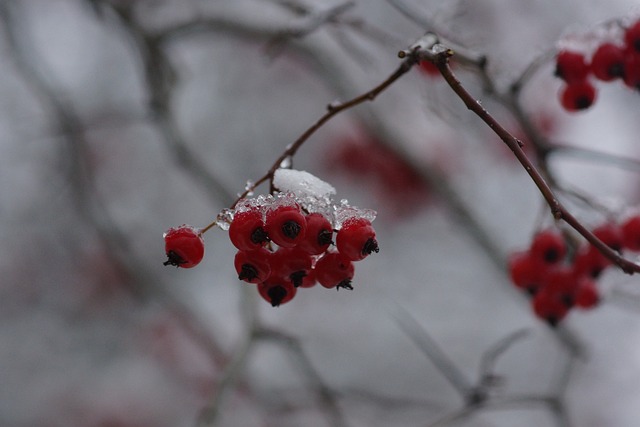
<box><xmin>215</xmin><ymin>208</ymin><xmax>234</xmax><ymax>231</ymax></box>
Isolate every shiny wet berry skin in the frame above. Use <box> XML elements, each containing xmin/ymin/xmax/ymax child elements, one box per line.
<box><xmin>336</xmin><ymin>218</ymin><xmax>379</xmax><ymax>261</ymax></box>
<box><xmin>314</xmin><ymin>252</ymin><xmax>355</xmax><ymax>290</ymax></box>
<box><xmin>265</xmin><ymin>205</ymin><xmax>307</xmax><ymax>248</ymax></box>
<box><xmin>163</xmin><ymin>225</ymin><xmax>205</xmax><ymax>268</ymax></box>
<box><xmin>229</xmin><ymin>209</ymin><xmax>269</xmax><ymax>251</ymax></box>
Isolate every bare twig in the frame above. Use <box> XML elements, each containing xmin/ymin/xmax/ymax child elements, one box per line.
<box><xmin>258</xmin><ymin>328</ymin><xmax>349</xmax><ymax>427</ymax></box>
<box><xmin>0</xmin><ymin>0</ymin><xmax>230</xmax><ymax>371</ymax></box>
<box><xmin>393</xmin><ymin>308</ymin><xmax>474</xmax><ymax>401</ymax></box>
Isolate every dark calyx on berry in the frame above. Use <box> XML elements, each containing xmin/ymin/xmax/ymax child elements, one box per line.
<box><xmin>336</xmin><ymin>279</ymin><xmax>354</xmax><ymax>291</ymax></box>
<box><xmin>575</xmin><ymin>96</ymin><xmax>592</xmax><ymax>110</ymax></box>
<box><xmin>546</xmin><ymin>316</ymin><xmax>560</xmax><ymax>328</ymax></box>
<box><xmin>318</xmin><ymin>229</ymin><xmax>333</xmax><ymax>246</ymax></box>
<box><xmin>543</xmin><ymin>248</ymin><xmax>561</xmax><ymax>263</ymax></box>
<box><xmin>238</xmin><ymin>264</ymin><xmax>259</xmax><ymax>281</ymax></box>
<box><xmin>282</xmin><ymin>220</ymin><xmax>302</xmax><ymax>239</ymax></box>
<box><xmin>290</xmin><ymin>271</ymin><xmax>307</xmax><ymax>287</ymax></box>
<box><xmin>163</xmin><ymin>250</ymin><xmax>186</xmax><ymax>267</ymax></box>
<box><xmin>362</xmin><ymin>238</ymin><xmax>379</xmax><ymax>256</ymax></box>
<box><xmin>251</xmin><ymin>227</ymin><xmax>269</xmax><ymax>244</ymax></box>
<box><xmin>560</xmin><ymin>294</ymin><xmax>575</xmax><ymax>308</ymax></box>
<box><xmin>268</xmin><ymin>285</ymin><xmax>288</xmax><ymax>307</ymax></box>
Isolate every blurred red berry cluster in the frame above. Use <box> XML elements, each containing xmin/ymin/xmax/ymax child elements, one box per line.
<box><xmin>508</xmin><ymin>215</ymin><xmax>640</xmax><ymax>325</ymax></box>
<box><xmin>325</xmin><ymin>132</ymin><xmax>431</xmax><ymax>217</ymax></box>
<box><xmin>555</xmin><ymin>18</ymin><xmax>640</xmax><ymax>111</ymax></box>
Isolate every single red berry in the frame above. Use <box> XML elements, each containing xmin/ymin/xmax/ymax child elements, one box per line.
<box><xmin>298</xmin><ymin>213</ymin><xmax>333</xmax><ymax>255</ymax></box>
<box><xmin>623</xmin><ymin>53</ymin><xmax>640</xmax><ymax>90</ymax></box>
<box><xmin>258</xmin><ymin>278</ymin><xmax>297</xmax><ymax>307</ymax></box>
<box><xmin>555</xmin><ymin>50</ymin><xmax>590</xmax><ymax>83</ymax></box>
<box><xmin>624</xmin><ymin>19</ymin><xmax>640</xmax><ymax>54</ymax></box>
<box><xmin>593</xmin><ymin>222</ymin><xmax>623</xmax><ymax>253</ymax></box>
<box><xmin>530</xmin><ymin>229</ymin><xmax>567</xmax><ymax>264</ymax></box>
<box><xmin>271</xmin><ymin>247</ymin><xmax>314</xmax><ymax>287</ymax></box>
<box><xmin>622</xmin><ymin>214</ymin><xmax>640</xmax><ymax>251</ymax></box>
<box><xmin>572</xmin><ymin>245</ymin><xmax>609</xmax><ymax>279</ymax></box>
<box><xmin>532</xmin><ymin>289</ymin><xmax>569</xmax><ymax>327</ymax></box>
<box><xmin>336</xmin><ymin>217</ymin><xmax>379</xmax><ymax>261</ymax></box>
<box><xmin>591</xmin><ymin>43</ymin><xmax>625</xmax><ymax>81</ymax></box>
<box><xmin>265</xmin><ymin>205</ymin><xmax>306</xmax><ymax>248</ymax></box>
<box><xmin>234</xmin><ymin>248</ymin><xmax>272</xmax><ymax>284</ymax></box>
<box><xmin>508</xmin><ymin>251</ymin><xmax>544</xmax><ymax>295</ymax></box>
<box><xmin>573</xmin><ymin>277</ymin><xmax>600</xmax><ymax>309</ymax></box>
<box><xmin>544</xmin><ymin>266</ymin><xmax>579</xmax><ymax>307</ymax></box>
<box><xmin>229</xmin><ymin>209</ymin><xmax>269</xmax><ymax>251</ymax></box>
<box><xmin>163</xmin><ymin>225</ymin><xmax>205</xmax><ymax>268</ymax></box>
<box><xmin>314</xmin><ymin>252</ymin><xmax>355</xmax><ymax>290</ymax></box>
<box><xmin>560</xmin><ymin>80</ymin><xmax>596</xmax><ymax>111</ymax></box>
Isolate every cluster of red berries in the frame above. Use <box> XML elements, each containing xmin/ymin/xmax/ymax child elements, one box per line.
<box><xmin>508</xmin><ymin>215</ymin><xmax>640</xmax><ymax>326</ymax></box>
<box><xmin>555</xmin><ymin>19</ymin><xmax>640</xmax><ymax>111</ymax></box>
<box><xmin>228</xmin><ymin>195</ymin><xmax>379</xmax><ymax>306</ymax></box>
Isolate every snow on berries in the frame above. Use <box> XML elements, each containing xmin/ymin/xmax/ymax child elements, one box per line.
<box><xmin>508</xmin><ymin>218</ymin><xmax>640</xmax><ymax>326</ymax></box>
<box><xmin>225</xmin><ymin>169</ymin><xmax>378</xmax><ymax>306</ymax></box>
<box><xmin>163</xmin><ymin>225</ymin><xmax>205</xmax><ymax>268</ymax></box>
<box><xmin>554</xmin><ymin>17</ymin><xmax>640</xmax><ymax>112</ymax></box>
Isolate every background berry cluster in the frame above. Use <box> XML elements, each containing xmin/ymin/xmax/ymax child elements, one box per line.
<box><xmin>555</xmin><ymin>18</ymin><xmax>640</xmax><ymax>111</ymax></box>
<box><xmin>228</xmin><ymin>193</ymin><xmax>379</xmax><ymax>307</ymax></box>
<box><xmin>509</xmin><ymin>214</ymin><xmax>640</xmax><ymax>325</ymax></box>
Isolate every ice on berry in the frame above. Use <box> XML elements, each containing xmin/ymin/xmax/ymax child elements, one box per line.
<box><xmin>215</xmin><ymin>208</ymin><xmax>235</xmax><ymax>231</ymax></box>
<box><xmin>273</xmin><ymin>168</ymin><xmax>336</xmax><ymax>211</ymax></box>
<box><xmin>333</xmin><ymin>199</ymin><xmax>377</xmax><ymax>229</ymax></box>
<box><xmin>234</xmin><ymin>194</ymin><xmax>274</xmax><ymax>215</ymax></box>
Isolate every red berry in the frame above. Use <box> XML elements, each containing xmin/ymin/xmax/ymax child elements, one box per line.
<box><xmin>544</xmin><ymin>266</ymin><xmax>578</xmax><ymax>307</ymax></box>
<box><xmin>229</xmin><ymin>209</ymin><xmax>268</xmax><ymax>251</ymax></box>
<box><xmin>258</xmin><ymin>278</ymin><xmax>296</xmax><ymax>307</ymax></box>
<box><xmin>572</xmin><ymin>245</ymin><xmax>609</xmax><ymax>279</ymax></box>
<box><xmin>560</xmin><ymin>80</ymin><xmax>596</xmax><ymax>111</ymax></box>
<box><xmin>555</xmin><ymin>50</ymin><xmax>590</xmax><ymax>83</ymax></box>
<box><xmin>591</xmin><ymin>43</ymin><xmax>625</xmax><ymax>81</ymax></box>
<box><xmin>573</xmin><ymin>277</ymin><xmax>600</xmax><ymax>309</ymax></box>
<box><xmin>623</xmin><ymin>53</ymin><xmax>640</xmax><ymax>90</ymax></box>
<box><xmin>271</xmin><ymin>247</ymin><xmax>313</xmax><ymax>287</ymax></box>
<box><xmin>508</xmin><ymin>251</ymin><xmax>543</xmax><ymax>294</ymax></box>
<box><xmin>314</xmin><ymin>252</ymin><xmax>355</xmax><ymax>290</ymax></box>
<box><xmin>624</xmin><ymin>20</ymin><xmax>640</xmax><ymax>54</ymax></box>
<box><xmin>298</xmin><ymin>213</ymin><xmax>333</xmax><ymax>255</ymax></box>
<box><xmin>265</xmin><ymin>205</ymin><xmax>306</xmax><ymax>248</ymax></box>
<box><xmin>622</xmin><ymin>214</ymin><xmax>640</xmax><ymax>251</ymax></box>
<box><xmin>593</xmin><ymin>222</ymin><xmax>623</xmax><ymax>253</ymax></box>
<box><xmin>163</xmin><ymin>225</ymin><xmax>205</xmax><ymax>268</ymax></box>
<box><xmin>336</xmin><ymin>217</ymin><xmax>379</xmax><ymax>261</ymax></box>
<box><xmin>532</xmin><ymin>289</ymin><xmax>569</xmax><ymax>327</ymax></box>
<box><xmin>234</xmin><ymin>248</ymin><xmax>272</xmax><ymax>284</ymax></box>
<box><xmin>530</xmin><ymin>229</ymin><xmax>567</xmax><ymax>264</ymax></box>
